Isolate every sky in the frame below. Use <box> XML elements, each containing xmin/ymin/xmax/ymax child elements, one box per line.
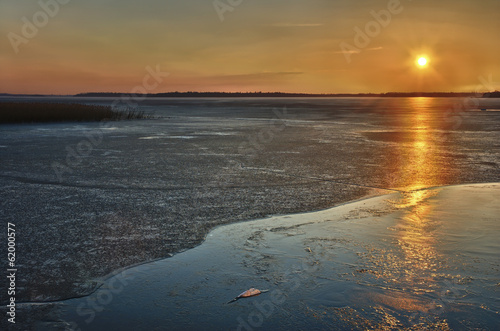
<box><xmin>0</xmin><ymin>0</ymin><xmax>499</xmax><ymax>94</ymax></box>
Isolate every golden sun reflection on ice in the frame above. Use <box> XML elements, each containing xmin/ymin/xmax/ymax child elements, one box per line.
<box><xmin>393</xmin><ymin>190</ymin><xmax>440</xmax><ymax>276</ymax></box>
<box><xmin>393</xmin><ymin>98</ymin><xmax>445</xmax><ymax>192</ymax></box>
<box><xmin>386</xmin><ymin>99</ymin><xmax>446</xmax><ymax>293</ymax></box>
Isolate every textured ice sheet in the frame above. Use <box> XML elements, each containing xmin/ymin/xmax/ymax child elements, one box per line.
<box><xmin>46</xmin><ymin>183</ymin><xmax>500</xmax><ymax>330</ymax></box>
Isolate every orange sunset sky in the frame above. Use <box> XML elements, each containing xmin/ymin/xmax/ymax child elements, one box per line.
<box><xmin>0</xmin><ymin>0</ymin><xmax>498</xmax><ymax>95</ymax></box>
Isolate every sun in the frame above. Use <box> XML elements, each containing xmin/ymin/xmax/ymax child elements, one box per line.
<box><xmin>417</xmin><ymin>57</ymin><xmax>428</xmax><ymax>67</ymax></box>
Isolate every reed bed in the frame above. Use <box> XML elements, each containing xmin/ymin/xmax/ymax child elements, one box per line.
<box><xmin>0</xmin><ymin>102</ymin><xmax>147</xmax><ymax>123</ymax></box>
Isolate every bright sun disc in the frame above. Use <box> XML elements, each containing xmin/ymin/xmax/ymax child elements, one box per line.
<box><xmin>418</xmin><ymin>57</ymin><xmax>427</xmax><ymax>66</ymax></box>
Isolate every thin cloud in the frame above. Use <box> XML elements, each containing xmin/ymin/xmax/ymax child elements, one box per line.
<box><xmin>211</xmin><ymin>72</ymin><xmax>304</xmax><ymax>79</ymax></box>
<box><xmin>267</xmin><ymin>23</ymin><xmax>324</xmax><ymax>27</ymax></box>
<box><xmin>334</xmin><ymin>50</ymin><xmax>360</xmax><ymax>55</ymax></box>
<box><xmin>334</xmin><ymin>46</ymin><xmax>383</xmax><ymax>54</ymax></box>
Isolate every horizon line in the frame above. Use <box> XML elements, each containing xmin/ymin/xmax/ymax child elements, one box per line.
<box><xmin>1</xmin><ymin>91</ymin><xmax>495</xmax><ymax>97</ymax></box>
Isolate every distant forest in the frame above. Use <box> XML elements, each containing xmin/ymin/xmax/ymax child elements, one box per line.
<box><xmin>2</xmin><ymin>91</ymin><xmax>499</xmax><ymax>98</ymax></box>
<box><xmin>73</xmin><ymin>91</ymin><xmax>496</xmax><ymax>98</ymax></box>
<box><xmin>482</xmin><ymin>91</ymin><xmax>500</xmax><ymax>98</ymax></box>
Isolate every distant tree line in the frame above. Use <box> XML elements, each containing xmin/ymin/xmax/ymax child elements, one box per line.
<box><xmin>482</xmin><ymin>91</ymin><xmax>500</xmax><ymax>98</ymax></box>
<box><xmin>73</xmin><ymin>91</ymin><xmax>490</xmax><ymax>98</ymax></box>
<box><xmin>2</xmin><ymin>91</ymin><xmax>499</xmax><ymax>98</ymax></box>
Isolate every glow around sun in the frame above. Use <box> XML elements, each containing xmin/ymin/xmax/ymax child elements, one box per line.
<box><xmin>417</xmin><ymin>57</ymin><xmax>428</xmax><ymax>67</ymax></box>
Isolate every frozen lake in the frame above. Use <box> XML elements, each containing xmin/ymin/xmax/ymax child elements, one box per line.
<box><xmin>1</xmin><ymin>96</ymin><xmax>500</xmax><ymax>329</ymax></box>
